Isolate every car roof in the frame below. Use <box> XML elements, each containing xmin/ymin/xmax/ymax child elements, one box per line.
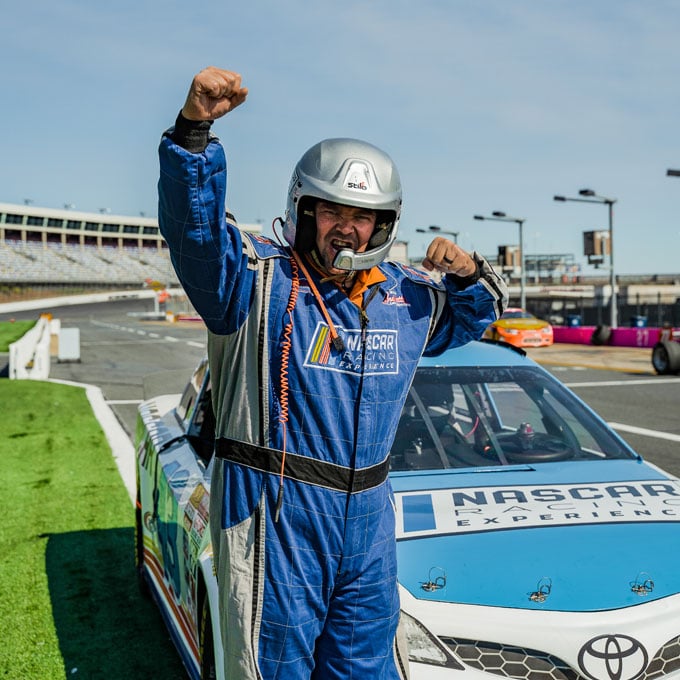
<box><xmin>419</xmin><ymin>339</ymin><xmax>531</xmax><ymax>369</ymax></box>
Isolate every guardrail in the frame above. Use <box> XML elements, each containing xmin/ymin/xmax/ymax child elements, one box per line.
<box><xmin>8</xmin><ymin>315</ymin><xmax>55</xmax><ymax>379</ymax></box>
<box><xmin>554</xmin><ymin>325</ymin><xmax>680</xmax><ymax>348</ymax></box>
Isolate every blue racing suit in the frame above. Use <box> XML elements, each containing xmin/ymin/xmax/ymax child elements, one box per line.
<box><xmin>158</xmin><ymin>131</ymin><xmax>507</xmax><ymax>679</ymax></box>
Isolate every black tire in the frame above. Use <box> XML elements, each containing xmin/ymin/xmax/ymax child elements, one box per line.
<box><xmin>652</xmin><ymin>340</ymin><xmax>680</xmax><ymax>375</ymax></box>
<box><xmin>591</xmin><ymin>325</ymin><xmax>612</xmax><ymax>346</ymax></box>
<box><xmin>200</xmin><ymin>597</ymin><xmax>217</xmax><ymax>680</ymax></box>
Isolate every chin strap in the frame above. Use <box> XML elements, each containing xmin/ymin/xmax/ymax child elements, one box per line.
<box><xmin>308</xmin><ymin>249</ymin><xmax>356</xmax><ymax>289</ymax></box>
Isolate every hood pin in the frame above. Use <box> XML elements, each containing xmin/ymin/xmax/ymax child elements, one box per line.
<box><xmin>421</xmin><ymin>567</ymin><xmax>447</xmax><ymax>592</ymax></box>
<box><xmin>528</xmin><ymin>577</ymin><xmax>552</xmax><ymax>603</ymax></box>
<box><xmin>630</xmin><ymin>572</ymin><xmax>654</xmax><ymax>596</ymax></box>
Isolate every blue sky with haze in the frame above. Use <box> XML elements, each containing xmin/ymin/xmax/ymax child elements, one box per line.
<box><xmin>2</xmin><ymin>0</ymin><xmax>679</xmax><ymax>274</ymax></box>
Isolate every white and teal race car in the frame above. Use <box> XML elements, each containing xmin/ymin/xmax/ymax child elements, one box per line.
<box><xmin>135</xmin><ymin>340</ymin><xmax>680</xmax><ymax>680</ymax></box>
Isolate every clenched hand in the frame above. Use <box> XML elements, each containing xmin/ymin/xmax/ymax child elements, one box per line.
<box><xmin>181</xmin><ymin>66</ymin><xmax>248</xmax><ymax>121</ymax></box>
<box><xmin>421</xmin><ymin>237</ymin><xmax>476</xmax><ymax>276</ymax></box>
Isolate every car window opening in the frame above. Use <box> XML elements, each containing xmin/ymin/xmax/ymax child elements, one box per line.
<box><xmin>390</xmin><ymin>366</ymin><xmax>636</xmax><ymax>472</ymax></box>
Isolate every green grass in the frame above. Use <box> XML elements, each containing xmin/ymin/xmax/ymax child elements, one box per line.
<box><xmin>0</xmin><ymin>319</ymin><xmax>37</xmax><ymax>352</ymax></box>
<box><xmin>0</xmin><ymin>380</ymin><xmax>187</xmax><ymax>680</ymax></box>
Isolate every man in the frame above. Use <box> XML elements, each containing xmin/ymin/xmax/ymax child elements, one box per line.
<box><xmin>158</xmin><ymin>66</ymin><xmax>507</xmax><ymax>680</ymax></box>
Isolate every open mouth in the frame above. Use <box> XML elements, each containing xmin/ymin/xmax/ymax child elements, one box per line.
<box><xmin>329</xmin><ymin>238</ymin><xmax>357</xmax><ymax>261</ymax></box>
<box><xmin>330</xmin><ymin>238</ymin><xmax>355</xmax><ymax>253</ymax></box>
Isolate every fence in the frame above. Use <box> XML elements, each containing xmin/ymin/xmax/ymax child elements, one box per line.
<box><xmin>525</xmin><ymin>294</ymin><xmax>680</xmax><ymax>328</ymax></box>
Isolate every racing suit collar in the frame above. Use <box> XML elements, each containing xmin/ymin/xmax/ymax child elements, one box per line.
<box><xmin>304</xmin><ymin>251</ymin><xmax>386</xmax><ymax>307</ymax></box>
<box><xmin>346</xmin><ymin>267</ymin><xmax>386</xmax><ymax>307</ymax></box>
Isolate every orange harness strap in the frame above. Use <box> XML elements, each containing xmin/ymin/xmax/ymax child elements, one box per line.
<box><xmin>291</xmin><ymin>251</ymin><xmax>346</xmax><ymax>351</ymax></box>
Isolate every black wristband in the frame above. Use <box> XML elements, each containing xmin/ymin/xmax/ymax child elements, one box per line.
<box><xmin>446</xmin><ymin>256</ymin><xmax>482</xmax><ymax>288</ymax></box>
<box><xmin>168</xmin><ymin>111</ymin><xmax>213</xmax><ymax>153</ymax></box>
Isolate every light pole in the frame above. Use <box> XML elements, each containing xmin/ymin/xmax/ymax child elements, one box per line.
<box><xmin>474</xmin><ymin>211</ymin><xmax>526</xmax><ymax>310</ymax></box>
<box><xmin>667</xmin><ymin>169</ymin><xmax>680</xmax><ymax>177</ymax></box>
<box><xmin>416</xmin><ymin>225</ymin><xmax>459</xmax><ymax>243</ymax></box>
<box><xmin>553</xmin><ymin>189</ymin><xmax>618</xmax><ymax>328</ymax></box>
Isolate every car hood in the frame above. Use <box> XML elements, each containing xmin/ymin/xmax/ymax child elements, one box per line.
<box><xmin>392</xmin><ymin>460</ymin><xmax>680</xmax><ymax>612</ymax></box>
<box><xmin>494</xmin><ymin>318</ymin><xmax>549</xmax><ymax>330</ymax></box>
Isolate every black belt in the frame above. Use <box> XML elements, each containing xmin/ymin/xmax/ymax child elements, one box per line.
<box><xmin>215</xmin><ymin>438</ymin><xmax>390</xmax><ymax>494</ymax></box>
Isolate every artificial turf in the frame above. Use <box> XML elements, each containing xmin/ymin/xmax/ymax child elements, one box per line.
<box><xmin>0</xmin><ymin>319</ymin><xmax>37</xmax><ymax>352</ymax></box>
<box><xmin>0</xmin><ymin>380</ymin><xmax>188</xmax><ymax>679</ymax></box>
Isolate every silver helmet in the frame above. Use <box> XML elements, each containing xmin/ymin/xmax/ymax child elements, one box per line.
<box><xmin>283</xmin><ymin>138</ymin><xmax>402</xmax><ymax>270</ymax></box>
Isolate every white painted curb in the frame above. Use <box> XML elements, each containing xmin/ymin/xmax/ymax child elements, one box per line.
<box><xmin>49</xmin><ymin>378</ymin><xmax>136</xmax><ymax>505</ymax></box>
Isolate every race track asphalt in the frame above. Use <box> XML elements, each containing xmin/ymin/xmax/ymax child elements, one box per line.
<box><xmin>525</xmin><ymin>343</ymin><xmax>656</xmax><ymax>375</ymax></box>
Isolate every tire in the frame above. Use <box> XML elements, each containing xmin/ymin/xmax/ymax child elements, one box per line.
<box><xmin>652</xmin><ymin>340</ymin><xmax>680</xmax><ymax>375</ymax></box>
<box><xmin>199</xmin><ymin>597</ymin><xmax>217</xmax><ymax>680</ymax></box>
<box><xmin>591</xmin><ymin>325</ymin><xmax>612</xmax><ymax>346</ymax></box>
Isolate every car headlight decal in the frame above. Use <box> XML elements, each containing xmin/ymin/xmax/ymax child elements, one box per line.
<box><xmin>400</xmin><ymin>611</ymin><xmax>464</xmax><ymax>669</ymax></box>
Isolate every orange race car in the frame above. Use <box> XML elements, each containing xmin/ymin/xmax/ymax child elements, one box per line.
<box><xmin>483</xmin><ymin>307</ymin><xmax>554</xmax><ymax>347</ymax></box>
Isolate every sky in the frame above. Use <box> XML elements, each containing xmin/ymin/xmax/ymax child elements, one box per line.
<box><xmin>2</xmin><ymin>0</ymin><xmax>680</xmax><ymax>275</ymax></box>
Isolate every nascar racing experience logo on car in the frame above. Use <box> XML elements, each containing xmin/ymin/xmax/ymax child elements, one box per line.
<box><xmin>396</xmin><ymin>481</ymin><xmax>680</xmax><ymax>538</ymax></box>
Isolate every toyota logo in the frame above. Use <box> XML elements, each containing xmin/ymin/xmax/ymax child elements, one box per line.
<box><xmin>578</xmin><ymin>634</ymin><xmax>648</xmax><ymax>680</ymax></box>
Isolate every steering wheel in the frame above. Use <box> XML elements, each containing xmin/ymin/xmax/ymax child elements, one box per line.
<box><xmin>494</xmin><ymin>430</ymin><xmax>575</xmax><ymax>463</ymax></box>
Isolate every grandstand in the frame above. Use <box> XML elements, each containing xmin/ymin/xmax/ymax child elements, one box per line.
<box><xmin>0</xmin><ymin>202</ymin><xmax>262</xmax><ymax>294</ymax></box>
<box><xmin>3</xmin><ymin>201</ymin><xmax>678</xmax><ymax>325</ymax></box>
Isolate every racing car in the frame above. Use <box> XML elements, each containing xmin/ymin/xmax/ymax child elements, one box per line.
<box><xmin>483</xmin><ymin>307</ymin><xmax>554</xmax><ymax>348</ymax></box>
<box><xmin>135</xmin><ymin>340</ymin><xmax>680</xmax><ymax>680</ymax></box>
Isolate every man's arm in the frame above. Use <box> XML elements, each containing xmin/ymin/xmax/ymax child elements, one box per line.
<box><xmin>420</xmin><ymin>238</ymin><xmax>508</xmax><ymax>355</ymax></box>
<box><xmin>158</xmin><ymin>67</ymin><xmax>252</xmax><ymax>334</ymax></box>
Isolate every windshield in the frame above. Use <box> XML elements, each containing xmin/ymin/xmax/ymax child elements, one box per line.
<box><xmin>390</xmin><ymin>366</ymin><xmax>637</xmax><ymax>472</ymax></box>
<box><xmin>501</xmin><ymin>310</ymin><xmax>533</xmax><ymax>319</ymax></box>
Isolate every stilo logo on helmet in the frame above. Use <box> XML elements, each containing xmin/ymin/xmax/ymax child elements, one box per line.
<box><xmin>345</xmin><ymin>161</ymin><xmax>371</xmax><ymax>192</ymax></box>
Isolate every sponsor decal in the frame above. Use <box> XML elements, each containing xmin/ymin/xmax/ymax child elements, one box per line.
<box><xmin>143</xmin><ymin>511</ymin><xmax>156</xmax><ymax>532</ymax></box>
<box><xmin>396</xmin><ymin>481</ymin><xmax>680</xmax><ymax>538</ymax></box>
<box><xmin>578</xmin><ymin>634</ymin><xmax>648</xmax><ymax>680</ymax></box>
<box><xmin>304</xmin><ymin>321</ymin><xmax>399</xmax><ymax>375</ymax></box>
<box><xmin>383</xmin><ymin>293</ymin><xmax>410</xmax><ymax>306</ymax></box>
<box><xmin>343</xmin><ymin>161</ymin><xmax>372</xmax><ymax>192</ymax></box>
<box><xmin>252</xmin><ymin>234</ymin><xmax>276</xmax><ymax>245</ymax></box>
<box><xmin>401</xmin><ymin>265</ymin><xmax>437</xmax><ymax>284</ymax></box>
